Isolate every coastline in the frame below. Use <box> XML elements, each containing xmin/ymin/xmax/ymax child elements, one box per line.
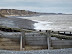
<box><xmin>17</xmin><ymin>15</ymin><xmax>72</xmax><ymax>31</ymax></box>
<box><xmin>1</xmin><ymin>14</ymin><xmax>72</xmax><ymax>32</ymax></box>
<box><xmin>0</xmin><ymin>17</ymin><xmax>37</xmax><ymax>30</ymax></box>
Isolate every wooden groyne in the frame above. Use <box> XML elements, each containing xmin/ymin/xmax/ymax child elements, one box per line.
<box><xmin>0</xmin><ymin>30</ymin><xmax>72</xmax><ymax>51</ymax></box>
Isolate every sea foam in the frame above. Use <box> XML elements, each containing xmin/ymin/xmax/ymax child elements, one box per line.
<box><xmin>33</xmin><ymin>20</ymin><xmax>53</xmax><ymax>30</ymax></box>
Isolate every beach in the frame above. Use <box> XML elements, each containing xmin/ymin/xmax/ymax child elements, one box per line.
<box><xmin>0</xmin><ymin>14</ymin><xmax>72</xmax><ymax>31</ymax></box>
<box><xmin>0</xmin><ymin>17</ymin><xmax>36</xmax><ymax>30</ymax></box>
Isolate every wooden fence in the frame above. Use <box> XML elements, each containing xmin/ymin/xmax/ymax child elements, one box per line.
<box><xmin>0</xmin><ymin>30</ymin><xmax>72</xmax><ymax>50</ymax></box>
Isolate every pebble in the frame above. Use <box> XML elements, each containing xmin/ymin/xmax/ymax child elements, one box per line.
<box><xmin>0</xmin><ymin>48</ymin><xmax>72</xmax><ymax>54</ymax></box>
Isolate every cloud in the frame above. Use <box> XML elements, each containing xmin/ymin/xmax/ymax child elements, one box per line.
<box><xmin>0</xmin><ymin>0</ymin><xmax>72</xmax><ymax>13</ymax></box>
<box><xmin>1</xmin><ymin>0</ymin><xmax>72</xmax><ymax>3</ymax></box>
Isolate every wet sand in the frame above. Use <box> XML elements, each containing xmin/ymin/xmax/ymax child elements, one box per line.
<box><xmin>0</xmin><ymin>17</ymin><xmax>37</xmax><ymax>29</ymax></box>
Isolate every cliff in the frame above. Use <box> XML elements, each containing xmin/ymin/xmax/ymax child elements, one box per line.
<box><xmin>0</xmin><ymin>13</ymin><xmax>6</xmax><ymax>17</ymax></box>
<box><xmin>0</xmin><ymin>9</ymin><xmax>39</xmax><ymax>16</ymax></box>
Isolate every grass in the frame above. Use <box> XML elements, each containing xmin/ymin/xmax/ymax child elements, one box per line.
<box><xmin>40</xmin><ymin>32</ymin><xmax>72</xmax><ymax>40</ymax></box>
<box><xmin>0</xmin><ymin>25</ymin><xmax>21</xmax><ymax>32</ymax></box>
<box><xmin>0</xmin><ymin>25</ymin><xmax>72</xmax><ymax>39</ymax></box>
<box><xmin>51</xmin><ymin>34</ymin><xmax>72</xmax><ymax>40</ymax></box>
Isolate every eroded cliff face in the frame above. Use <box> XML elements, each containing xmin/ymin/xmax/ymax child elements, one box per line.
<box><xmin>0</xmin><ymin>9</ymin><xmax>39</xmax><ymax>16</ymax></box>
<box><xmin>0</xmin><ymin>13</ymin><xmax>6</xmax><ymax>17</ymax></box>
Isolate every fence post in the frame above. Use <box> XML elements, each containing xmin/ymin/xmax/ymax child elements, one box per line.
<box><xmin>20</xmin><ymin>35</ymin><xmax>22</xmax><ymax>50</ymax></box>
<box><xmin>70</xmin><ymin>32</ymin><xmax>71</xmax><ymax>35</ymax></box>
<box><xmin>20</xmin><ymin>30</ymin><xmax>25</xmax><ymax>50</ymax></box>
<box><xmin>64</xmin><ymin>32</ymin><xmax>65</xmax><ymax>35</ymax></box>
<box><xmin>46</xmin><ymin>30</ymin><xmax>51</xmax><ymax>50</ymax></box>
<box><xmin>58</xmin><ymin>31</ymin><xmax>59</xmax><ymax>34</ymax></box>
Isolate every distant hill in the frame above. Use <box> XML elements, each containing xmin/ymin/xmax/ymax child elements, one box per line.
<box><xmin>0</xmin><ymin>9</ymin><xmax>65</xmax><ymax>17</ymax></box>
<box><xmin>0</xmin><ymin>9</ymin><xmax>39</xmax><ymax>16</ymax></box>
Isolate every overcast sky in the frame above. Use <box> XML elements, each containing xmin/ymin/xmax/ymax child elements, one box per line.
<box><xmin>0</xmin><ymin>0</ymin><xmax>72</xmax><ymax>13</ymax></box>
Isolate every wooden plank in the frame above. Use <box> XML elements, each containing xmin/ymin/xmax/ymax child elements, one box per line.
<box><xmin>46</xmin><ymin>30</ymin><xmax>51</xmax><ymax>50</ymax></box>
<box><xmin>20</xmin><ymin>36</ymin><xmax>22</xmax><ymax>50</ymax></box>
<box><xmin>20</xmin><ymin>30</ymin><xmax>25</xmax><ymax>50</ymax></box>
<box><xmin>22</xmin><ymin>30</ymin><xmax>25</xmax><ymax>49</ymax></box>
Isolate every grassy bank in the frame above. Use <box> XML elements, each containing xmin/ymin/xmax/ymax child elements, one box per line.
<box><xmin>0</xmin><ymin>26</ymin><xmax>21</xmax><ymax>32</ymax></box>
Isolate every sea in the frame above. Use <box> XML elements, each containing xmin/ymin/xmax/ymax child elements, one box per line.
<box><xmin>17</xmin><ymin>14</ymin><xmax>72</xmax><ymax>31</ymax></box>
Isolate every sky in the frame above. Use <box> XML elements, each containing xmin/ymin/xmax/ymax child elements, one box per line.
<box><xmin>0</xmin><ymin>0</ymin><xmax>72</xmax><ymax>13</ymax></box>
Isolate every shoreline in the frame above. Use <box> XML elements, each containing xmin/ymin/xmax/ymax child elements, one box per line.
<box><xmin>17</xmin><ymin>15</ymin><xmax>72</xmax><ymax>32</ymax></box>
<box><xmin>1</xmin><ymin>14</ymin><xmax>72</xmax><ymax>32</ymax></box>
<box><xmin>0</xmin><ymin>17</ymin><xmax>37</xmax><ymax>30</ymax></box>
